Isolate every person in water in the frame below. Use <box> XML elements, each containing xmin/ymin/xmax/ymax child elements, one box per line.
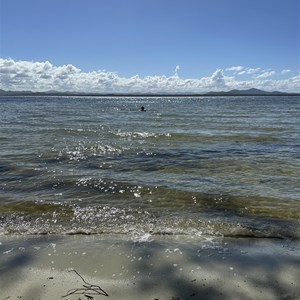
<box><xmin>140</xmin><ymin>106</ymin><xmax>145</xmax><ymax>111</ymax></box>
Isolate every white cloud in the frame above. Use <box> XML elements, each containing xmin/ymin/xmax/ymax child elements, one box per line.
<box><xmin>256</xmin><ymin>71</ymin><xmax>276</xmax><ymax>79</ymax></box>
<box><xmin>210</xmin><ymin>69</ymin><xmax>226</xmax><ymax>87</ymax></box>
<box><xmin>281</xmin><ymin>69</ymin><xmax>291</xmax><ymax>75</ymax></box>
<box><xmin>246</xmin><ymin>68</ymin><xmax>261</xmax><ymax>74</ymax></box>
<box><xmin>226</xmin><ymin>66</ymin><xmax>244</xmax><ymax>72</ymax></box>
<box><xmin>0</xmin><ymin>58</ymin><xmax>299</xmax><ymax>93</ymax></box>
<box><xmin>174</xmin><ymin>65</ymin><xmax>180</xmax><ymax>77</ymax></box>
<box><xmin>226</xmin><ymin>66</ymin><xmax>262</xmax><ymax>76</ymax></box>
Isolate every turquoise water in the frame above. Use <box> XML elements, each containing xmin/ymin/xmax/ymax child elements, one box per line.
<box><xmin>0</xmin><ymin>96</ymin><xmax>299</xmax><ymax>239</ymax></box>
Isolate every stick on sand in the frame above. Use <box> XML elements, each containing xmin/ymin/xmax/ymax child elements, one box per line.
<box><xmin>61</xmin><ymin>269</ymin><xmax>109</xmax><ymax>298</ymax></box>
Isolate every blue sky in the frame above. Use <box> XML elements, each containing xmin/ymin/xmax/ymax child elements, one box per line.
<box><xmin>0</xmin><ymin>0</ymin><xmax>299</xmax><ymax>93</ymax></box>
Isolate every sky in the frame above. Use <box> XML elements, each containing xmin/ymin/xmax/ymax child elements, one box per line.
<box><xmin>0</xmin><ymin>0</ymin><xmax>299</xmax><ymax>93</ymax></box>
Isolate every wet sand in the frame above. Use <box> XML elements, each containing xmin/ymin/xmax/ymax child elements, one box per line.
<box><xmin>1</xmin><ymin>234</ymin><xmax>299</xmax><ymax>300</ymax></box>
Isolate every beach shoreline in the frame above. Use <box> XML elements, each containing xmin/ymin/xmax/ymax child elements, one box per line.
<box><xmin>1</xmin><ymin>234</ymin><xmax>299</xmax><ymax>300</ymax></box>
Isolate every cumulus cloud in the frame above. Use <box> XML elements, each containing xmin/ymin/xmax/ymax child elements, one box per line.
<box><xmin>0</xmin><ymin>58</ymin><xmax>299</xmax><ymax>93</ymax></box>
<box><xmin>210</xmin><ymin>69</ymin><xmax>226</xmax><ymax>87</ymax></box>
<box><xmin>281</xmin><ymin>69</ymin><xmax>291</xmax><ymax>75</ymax></box>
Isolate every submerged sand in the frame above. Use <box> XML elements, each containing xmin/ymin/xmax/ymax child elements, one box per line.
<box><xmin>0</xmin><ymin>234</ymin><xmax>299</xmax><ymax>300</ymax></box>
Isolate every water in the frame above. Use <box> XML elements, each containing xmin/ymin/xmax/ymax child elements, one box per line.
<box><xmin>0</xmin><ymin>95</ymin><xmax>299</xmax><ymax>239</ymax></box>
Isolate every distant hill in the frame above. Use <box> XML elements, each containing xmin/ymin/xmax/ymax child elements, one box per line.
<box><xmin>0</xmin><ymin>88</ymin><xmax>299</xmax><ymax>97</ymax></box>
<box><xmin>0</xmin><ymin>89</ymin><xmax>39</xmax><ymax>95</ymax></box>
<box><xmin>205</xmin><ymin>88</ymin><xmax>289</xmax><ymax>96</ymax></box>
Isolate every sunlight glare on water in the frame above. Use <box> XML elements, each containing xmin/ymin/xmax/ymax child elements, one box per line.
<box><xmin>0</xmin><ymin>96</ymin><xmax>299</xmax><ymax>239</ymax></box>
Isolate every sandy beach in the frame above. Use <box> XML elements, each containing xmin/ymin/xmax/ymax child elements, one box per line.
<box><xmin>0</xmin><ymin>234</ymin><xmax>299</xmax><ymax>300</ymax></box>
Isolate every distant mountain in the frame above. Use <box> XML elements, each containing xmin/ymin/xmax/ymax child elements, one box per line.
<box><xmin>0</xmin><ymin>89</ymin><xmax>38</xmax><ymax>95</ymax></box>
<box><xmin>205</xmin><ymin>88</ymin><xmax>288</xmax><ymax>96</ymax></box>
<box><xmin>0</xmin><ymin>88</ymin><xmax>299</xmax><ymax>97</ymax></box>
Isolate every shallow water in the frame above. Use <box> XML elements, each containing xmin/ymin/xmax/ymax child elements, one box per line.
<box><xmin>0</xmin><ymin>95</ymin><xmax>299</xmax><ymax>239</ymax></box>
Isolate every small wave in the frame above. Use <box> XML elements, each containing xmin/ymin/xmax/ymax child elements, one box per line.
<box><xmin>215</xmin><ymin>217</ymin><xmax>300</xmax><ymax>240</ymax></box>
<box><xmin>113</xmin><ymin>130</ymin><xmax>171</xmax><ymax>139</ymax></box>
<box><xmin>56</xmin><ymin>143</ymin><xmax>126</xmax><ymax>161</ymax></box>
<box><xmin>1</xmin><ymin>200</ymin><xmax>299</xmax><ymax>240</ymax></box>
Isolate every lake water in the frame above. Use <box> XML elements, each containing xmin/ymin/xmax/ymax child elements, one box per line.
<box><xmin>0</xmin><ymin>95</ymin><xmax>299</xmax><ymax>240</ymax></box>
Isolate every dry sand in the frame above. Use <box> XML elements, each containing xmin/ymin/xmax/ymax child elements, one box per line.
<box><xmin>0</xmin><ymin>234</ymin><xmax>299</xmax><ymax>300</ymax></box>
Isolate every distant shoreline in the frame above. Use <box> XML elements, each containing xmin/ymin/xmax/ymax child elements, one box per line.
<box><xmin>1</xmin><ymin>88</ymin><xmax>299</xmax><ymax>97</ymax></box>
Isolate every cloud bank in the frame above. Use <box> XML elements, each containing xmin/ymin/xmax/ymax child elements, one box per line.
<box><xmin>0</xmin><ymin>58</ymin><xmax>299</xmax><ymax>93</ymax></box>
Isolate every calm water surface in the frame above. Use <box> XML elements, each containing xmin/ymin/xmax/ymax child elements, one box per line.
<box><xmin>0</xmin><ymin>96</ymin><xmax>299</xmax><ymax>239</ymax></box>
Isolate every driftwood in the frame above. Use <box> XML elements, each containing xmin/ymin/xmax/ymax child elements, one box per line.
<box><xmin>61</xmin><ymin>269</ymin><xmax>109</xmax><ymax>298</ymax></box>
